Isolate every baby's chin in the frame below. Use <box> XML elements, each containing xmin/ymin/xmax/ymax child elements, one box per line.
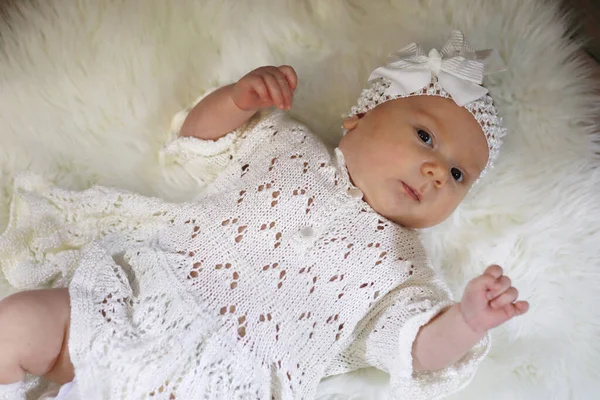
<box><xmin>388</xmin><ymin>214</ymin><xmax>439</xmax><ymax>229</ymax></box>
<box><xmin>373</xmin><ymin>198</ymin><xmax>447</xmax><ymax>229</ymax></box>
<box><xmin>363</xmin><ymin>186</ymin><xmax>449</xmax><ymax>229</ymax></box>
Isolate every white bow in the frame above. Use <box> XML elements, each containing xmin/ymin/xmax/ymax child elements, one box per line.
<box><xmin>368</xmin><ymin>31</ymin><xmax>493</xmax><ymax>106</ymax></box>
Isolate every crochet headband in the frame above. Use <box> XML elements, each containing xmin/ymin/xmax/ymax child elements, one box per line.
<box><xmin>348</xmin><ymin>30</ymin><xmax>507</xmax><ymax>177</ymax></box>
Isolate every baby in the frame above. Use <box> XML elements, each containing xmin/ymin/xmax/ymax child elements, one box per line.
<box><xmin>0</xmin><ymin>31</ymin><xmax>528</xmax><ymax>400</ymax></box>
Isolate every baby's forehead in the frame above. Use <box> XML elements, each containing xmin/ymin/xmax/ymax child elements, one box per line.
<box><xmin>402</xmin><ymin>95</ymin><xmax>465</xmax><ymax>114</ymax></box>
<box><xmin>380</xmin><ymin>96</ymin><xmax>479</xmax><ymax>129</ymax></box>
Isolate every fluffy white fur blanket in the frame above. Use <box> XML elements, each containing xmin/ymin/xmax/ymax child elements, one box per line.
<box><xmin>0</xmin><ymin>0</ymin><xmax>599</xmax><ymax>399</ymax></box>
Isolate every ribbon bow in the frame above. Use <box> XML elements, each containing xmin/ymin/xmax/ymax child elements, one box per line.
<box><xmin>369</xmin><ymin>31</ymin><xmax>494</xmax><ymax>106</ymax></box>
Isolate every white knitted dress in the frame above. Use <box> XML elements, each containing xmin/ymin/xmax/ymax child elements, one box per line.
<box><xmin>0</xmin><ymin>103</ymin><xmax>488</xmax><ymax>400</ymax></box>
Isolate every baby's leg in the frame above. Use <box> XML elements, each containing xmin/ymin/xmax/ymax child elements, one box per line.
<box><xmin>0</xmin><ymin>288</ymin><xmax>74</xmax><ymax>384</ymax></box>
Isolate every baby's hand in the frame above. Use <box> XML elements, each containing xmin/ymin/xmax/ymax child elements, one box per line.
<box><xmin>459</xmin><ymin>265</ymin><xmax>529</xmax><ymax>334</ymax></box>
<box><xmin>232</xmin><ymin>65</ymin><xmax>298</xmax><ymax>111</ymax></box>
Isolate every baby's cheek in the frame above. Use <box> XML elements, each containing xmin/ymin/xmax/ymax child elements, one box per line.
<box><xmin>379</xmin><ymin>185</ymin><xmax>410</xmax><ymax>217</ymax></box>
<box><xmin>435</xmin><ymin>193</ymin><xmax>463</xmax><ymax>220</ymax></box>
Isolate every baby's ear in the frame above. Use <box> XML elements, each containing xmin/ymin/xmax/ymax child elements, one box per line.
<box><xmin>342</xmin><ymin>113</ymin><xmax>364</xmax><ymax>131</ymax></box>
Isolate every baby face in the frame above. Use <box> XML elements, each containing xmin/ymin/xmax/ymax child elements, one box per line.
<box><xmin>339</xmin><ymin>95</ymin><xmax>489</xmax><ymax>229</ymax></box>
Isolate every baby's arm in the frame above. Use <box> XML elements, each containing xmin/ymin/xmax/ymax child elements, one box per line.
<box><xmin>179</xmin><ymin>66</ymin><xmax>298</xmax><ymax>141</ymax></box>
<box><xmin>412</xmin><ymin>265</ymin><xmax>529</xmax><ymax>371</ymax></box>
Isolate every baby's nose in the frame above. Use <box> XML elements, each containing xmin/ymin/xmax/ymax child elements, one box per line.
<box><xmin>421</xmin><ymin>161</ymin><xmax>450</xmax><ymax>187</ymax></box>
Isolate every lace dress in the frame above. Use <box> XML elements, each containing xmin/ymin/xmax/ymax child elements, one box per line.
<box><xmin>0</xmin><ymin>99</ymin><xmax>489</xmax><ymax>400</ymax></box>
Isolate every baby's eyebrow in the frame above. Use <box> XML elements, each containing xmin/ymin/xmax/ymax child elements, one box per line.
<box><xmin>415</xmin><ymin>109</ymin><xmax>442</xmax><ymax>133</ymax></box>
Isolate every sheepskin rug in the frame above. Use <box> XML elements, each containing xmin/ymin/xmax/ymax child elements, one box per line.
<box><xmin>0</xmin><ymin>0</ymin><xmax>599</xmax><ymax>399</ymax></box>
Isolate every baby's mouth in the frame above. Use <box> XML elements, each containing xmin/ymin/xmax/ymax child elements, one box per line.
<box><xmin>401</xmin><ymin>182</ymin><xmax>421</xmax><ymax>202</ymax></box>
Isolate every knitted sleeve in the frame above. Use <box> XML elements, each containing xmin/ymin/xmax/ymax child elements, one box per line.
<box><xmin>158</xmin><ymin>88</ymin><xmax>265</xmax><ymax>189</ymax></box>
<box><xmin>330</xmin><ymin>263</ymin><xmax>490</xmax><ymax>399</ymax></box>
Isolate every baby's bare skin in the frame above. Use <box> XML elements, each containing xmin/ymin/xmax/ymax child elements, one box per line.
<box><xmin>0</xmin><ymin>289</ymin><xmax>73</xmax><ymax>384</ymax></box>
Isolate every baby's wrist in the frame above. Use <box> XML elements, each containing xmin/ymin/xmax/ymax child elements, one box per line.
<box><xmin>229</xmin><ymin>85</ymin><xmax>248</xmax><ymax>111</ymax></box>
<box><xmin>454</xmin><ymin>303</ymin><xmax>488</xmax><ymax>338</ymax></box>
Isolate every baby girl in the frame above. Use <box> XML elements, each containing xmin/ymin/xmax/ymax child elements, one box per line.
<box><xmin>0</xmin><ymin>31</ymin><xmax>528</xmax><ymax>399</ymax></box>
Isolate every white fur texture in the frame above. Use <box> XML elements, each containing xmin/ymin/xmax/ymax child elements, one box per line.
<box><xmin>0</xmin><ymin>0</ymin><xmax>599</xmax><ymax>399</ymax></box>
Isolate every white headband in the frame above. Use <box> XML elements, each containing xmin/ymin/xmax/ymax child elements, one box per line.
<box><xmin>348</xmin><ymin>30</ymin><xmax>507</xmax><ymax>177</ymax></box>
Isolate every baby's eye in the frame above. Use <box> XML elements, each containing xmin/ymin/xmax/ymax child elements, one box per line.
<box><xmin>451</xmin><ymin>167</ymin><xmax>464</xmax><ymax>182</ymax></box>
<box><xmin>417</xmin><ymin>129</ymin><xmax>433</xmax><ymax>146</ymax></box>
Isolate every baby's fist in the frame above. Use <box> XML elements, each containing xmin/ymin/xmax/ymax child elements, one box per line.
<box><xmin>232</xmin><ymin>65</ymin><xmax>298</xmax><ymax>111</ymax></box>
<box><xmin>459</xmin><ymin>265</ymin><xmax>529</xmax><ymax>334</ymax></box>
